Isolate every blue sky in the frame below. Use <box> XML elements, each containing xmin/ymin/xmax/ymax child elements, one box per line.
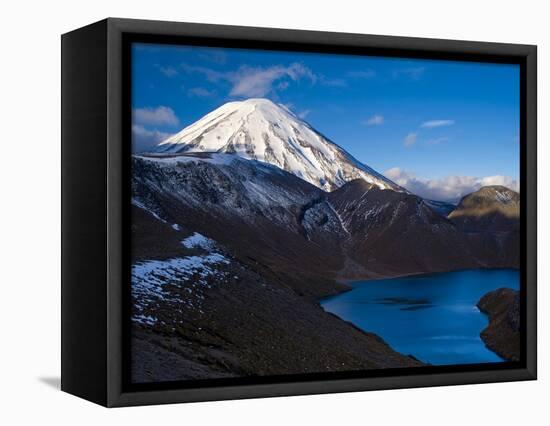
<box><xmin>132</xmin><ymin>43</ymin><xmax>520</xmax><ymax>201</ymax></box>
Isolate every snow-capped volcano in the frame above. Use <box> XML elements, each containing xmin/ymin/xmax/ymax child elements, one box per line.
<box><xmin>153</xmin><ymin>98</ymin><xmax>401</xmax><ymax>192</ymax></box>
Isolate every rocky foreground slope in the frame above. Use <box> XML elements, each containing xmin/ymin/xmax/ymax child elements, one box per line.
<box><xmin>477</xmin><ymin>288</ymin><xmax>520</xmax><ymax>362</ymax></box>
<box><xmin>130</xmin><ymin>153</ymin><xmax>519</xmax><ymax>382</ymax></box>
<box><xmin>131</xmin><ymin>196</ymin><xmax>422</xmax><ymax>382</ymax></box>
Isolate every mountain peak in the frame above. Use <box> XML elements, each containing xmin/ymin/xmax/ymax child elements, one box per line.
<box><xmin>448</xmin><ymin>185</ymin><xmax>519</xmax><ymax>232</ymax></box>
<box><xmin>458</xmin><ymin>185</ymin><xmax>519</xmax><ymax>207</ymax></box>
<box><xmin>153</xmin><ymin>99</ymin><xmax>401</xmax><ymax>192</ymax></box>
<box><xmin>239</xmin><ymin>97</ymin><xmax>279</xmax><ymax>106</ymax></box>
<box><xmin>216</xmin><ymin>98</ymin><xmax>281</xmax><ymax>112</ymax></box>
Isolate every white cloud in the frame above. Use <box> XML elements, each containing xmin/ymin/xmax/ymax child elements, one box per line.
<box><xmin>281</xmin><ymin>102</ymin><xmax>294</xmax><ymax>111</ymax></box>
<box><xmin>187</xmin><ymin>87</ymin><xmax>216</xmax><ymax>98</ymax></box>
<box><xmin>421</xmin><ymin>119</ymin><xmax>455</xmax><ymax>128</ymax></box>
<box><xmin>180</xmin><ymin>63</ymin><xmax>225</xmax><ymax>82</ymax></box>
<box><xmin>297</xmin><ymin>109</ymin><xmax>311</xmax><ymax>119</ymax></box>
<box><xmin>181</xmin><ymin>61</ymin><xmax>319</xmax><ymax>98</ymax></box>
<box><xmin>478</xmin><ymin>175</ymin><xmax>520</xmax><ymax>190</ymax></box>
<box><xmin>132</xmin><ymin>125</ymin><xmax>173</xmax><ymax>153</ymax></box>
<box><xmin>362</xmin><ymin>114</ymin><xmax>384</xmax><ymax>126</ymax></box>
<box><xmin>403</xmin><ymin>132</ymin><xmax>418</xmax><ymax>147</ymax></box>
<box><xmin>385</xmin><ymin>167</ymin><xmax>519</xmax><ymax>202</ymax></box>
<box><xmin>402</xmin><ymin>120</ymin><xmax>454</xmax><ymax>147</ymax></box>
<box><xmin>228</xmin><ymin>63</ymin><xmax>316</xmax><ymax>97</ymax></box>
<box><xmin>133</xmin><ymin>106</ymin><xmax>179</xmax><ymax>127</ymax></box>
<box><xmin>157</xmin><ymin>65</ymin><xmax>178</xmax><ymax>77</ymax></box>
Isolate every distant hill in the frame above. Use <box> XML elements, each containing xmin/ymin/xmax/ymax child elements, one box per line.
<box><xmin>448</xmin><ymin>185</ymin><xmax>519</xmax><ymax>232</ymax></box>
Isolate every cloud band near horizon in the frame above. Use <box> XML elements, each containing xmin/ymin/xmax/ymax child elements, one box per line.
<box><xmin>385</xmin><ymin>167</ymin><xmax>519</xmax><ymax>202</ymax></box>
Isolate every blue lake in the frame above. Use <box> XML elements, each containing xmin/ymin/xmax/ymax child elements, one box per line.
<box><xmin>321</xmin><ymin>269</ymin><xmax>519</xmax><ymax>365</ymax></box>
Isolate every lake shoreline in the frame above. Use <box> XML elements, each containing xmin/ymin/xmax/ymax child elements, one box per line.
<box><xmin>321</xmin><ymin>268</ymin><xmax>520</xmax><ymax>366</ymax></box>
<box><xmin>477</xmin><ymin>288</ymin><xmax>520</xmax><ymax>361</ymax></box>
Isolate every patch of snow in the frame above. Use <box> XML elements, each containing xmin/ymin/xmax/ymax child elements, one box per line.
<box><xmin>389</xmin><ymin>201</ymin><xmax>406</xmax><ymax>226</ymax></box>
<box><xmin>132</xmin><ymin>314</ymin><xmax>157</xmax><ymax>326</ymax></box>
<box><xmin>132</xmin><ymin>254</ymin><xmax>229</xmax><ymax>293</ymax></box>
<box><xmin>171</xmin><ymin>223</ymin><xmax>180</xmax><ymax>231</ymax></box>
<box><xmin>181</xmin><ymin>232</ymin><xmax>216</xmax><ymax>250</ymax></box>
<box><xmin>135</xmin><ymin>152</ymin><xmax>238</xmax><ymax>166</ymax></box>
<box><xmin>494</xmin><ymin>189</ymin><xmax>513</xmax><ymax>204</ymax></box>
<box><xmin>363</xmin><ymin>204</ymin><xmax>387</xmax><ymax>221</ymax></box>
<box><xmin>131</xmin><ymin>253</ymin><xmax>231</xmax><ymax>320</ymax></box>
<box><xmin>327</xmin><ymin>201</ymin><xmax>350</xmax><ymax>235</ymax></box>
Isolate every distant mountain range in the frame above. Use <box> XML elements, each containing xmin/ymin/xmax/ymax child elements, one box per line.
<box><xmin>130</xmin><ymin>98</ymin><xmax>520</xmax><ymax>383</ymax></box>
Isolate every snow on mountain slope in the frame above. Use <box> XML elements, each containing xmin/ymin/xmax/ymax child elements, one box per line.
<box><xmin>153</xmin><ymin>98</ymin><xmax>401</xmax><ymax>192</ymax></box>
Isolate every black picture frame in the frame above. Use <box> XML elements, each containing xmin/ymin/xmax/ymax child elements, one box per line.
<box><xmin>61</xmin><ymin>17</ymin><xmax>537</xmax><ymax>407</ymax></box>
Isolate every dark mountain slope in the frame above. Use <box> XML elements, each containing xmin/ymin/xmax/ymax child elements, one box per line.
<box><xmin>130</xmin><ymin>169</ymin><xmax>422</xmax><ymax>382</ymax></box>
<box><xmin>449</xmin><ymin>185</ymin><xmax>520</xmax><ymax>268</ymax></box>
<box><xmin>328</xmin><ymin>179</ymin><xmax>481</xmax><ymax>278</ymax></box>
<box><xmin>449</xmin><ymin>185</ymin><xmax>519</xmax><ymax>232</ymax></box>
<box><xmin>132</xmin><ymin>153</ymin><xmax>349</xmax><ymax>298</ymax></box>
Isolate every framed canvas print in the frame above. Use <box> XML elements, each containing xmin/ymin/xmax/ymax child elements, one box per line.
<box><xmin>61</xmin><ymin>18</ymin><xmax>537</xmax><ymax>407</ymax></box>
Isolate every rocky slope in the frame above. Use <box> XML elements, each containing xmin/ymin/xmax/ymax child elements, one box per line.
<box><xmin>449</xmin><ymin>185</ymin><xmax>519</xmax><ymax>232</ymax></box>
<box><xmin>130</xmin><ymin>191</ymin><xmax>422</xmax><ymax>383</ymax></box>
<box><xmin>477</xmin><ymin>288</ymin><xmax>520</xmax><ymax>361</ymax></box>
<box><xmin>449</xmin><ymin>185</ymin><xmax>520</xmax><ymax>268</ymax></box>
<box><xmin>132</xmin><ymin>154</ymin><xmax>513</xmax><ymax>291</ymax></box>
<box><xmin>328</xmin><ymin>179</ymin><xmax>481</xmax><ymax>278</ymax></box>
<box><xmin>132</xmin><ymin>152</ymin><xmax>349</xmax><ymax>298</ymax></box>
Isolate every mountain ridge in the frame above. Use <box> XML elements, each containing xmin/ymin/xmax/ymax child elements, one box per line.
<box><xmin>132</xmin><ymin>153</ymin><xmax>519</xmax><ymax>282</ymax></box>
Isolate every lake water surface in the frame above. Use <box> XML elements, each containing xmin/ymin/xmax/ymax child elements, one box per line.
<box><xmin>321</xmin><ymin>269</ymin><xmax>519</xmax><ymax>365</ymax></box>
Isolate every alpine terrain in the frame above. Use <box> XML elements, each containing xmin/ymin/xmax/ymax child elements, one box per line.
<box><xmin>130</xmin><ymin>98</ymin><xmax>520</xmax><ymax>383</ymax></box>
